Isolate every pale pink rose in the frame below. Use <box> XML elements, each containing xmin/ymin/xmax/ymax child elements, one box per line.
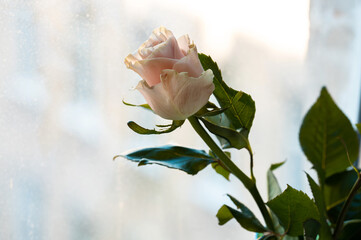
<box><xmin>124</xmin><ymin>26</ymin><xmax>214</xmax><ymax>120</ymax></box>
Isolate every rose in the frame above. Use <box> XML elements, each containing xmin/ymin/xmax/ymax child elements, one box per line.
<box><xmin>124</xmin><ymin>26</ymin><xmax>214</xmax><ymax>120</ymax></box>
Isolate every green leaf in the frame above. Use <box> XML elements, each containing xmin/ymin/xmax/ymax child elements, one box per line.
<box><xmin>306</xmin><ymin>174</ymin><xmax>327</xmax><ymax>214</ymax></box>
<box><xmin>283</xmin><ymin>236</ymin><xmax>299</xmax><ymax>240</ymax></box>
<box><xmin>196</xmin><ymin>108</ymin><xmax>227</xmax><ymax>117</ymax></box>
<box><xmin>299</xmin><ymin>87</ymin><xmax>359</xmax><ymax>180</ymax></box>
<box><xmin>209</xmin><ymin>151</ymin><xmax>231</xmax><ymax>180</ymax></box>
<box><xmin>255</xmin><ymin>233</ymin><xmax>276</xmax><ymax>240</ymax></box>
<box><xmin>267</xmin><ymin>161</ymin><xmax>285</xmax><ymax>200</ymax></box>
<box><xmin>327</xmin><ymin>191</ymin><xmax>361</xmax><ymax>225</ymax></box>
<box><xmin>115</xmin><ymin>145</ymin><xmax>216</xmax><ymax>175</ymax></box>
<box><xmin>324</xmin><ymin>169</ymin><xmax>359</xmax><ymax>210</ymax></box>
<box><xmin>123</xmin><ymin>100</ymin><xmax>152</xmax><ymax>111</ymax></box>
<box><xmin>127</xmin><ymin>120</ymin><xmax>184</xmax><ymax>135</ymax></box>
<box><xmin>195</xmin><ymin>101</ymin><xmax>228</xmax><ymax>117</ymax></box>
<box><xmin>267</xmin><ymin>185</ymin><xmax>320</xmax><ymax>236</ymax></box>
<box><xmin>200</xmin><ymin>117</ymin><xmax>249</xmax><ymax>150</ymax></box>
<box><xmin>270</xmin><ymin>161</ymin><xmax>285</xmax><ymax>171</ymax></box>
<box><xmin>356</xmin><ymin>123</ymin><xmax>361</xmax><ymax>134</ymax></box>
<box><xmin>339</xmin><ymin>219</ymin><xmax>361</xmax><ymax>240</ymax></box>
<box><xmin>257</xmin><ymin>235</ymin><xmax>278</xmax><ymax>240</ymax></box>
<box><xmin>325</xmin><ymin>169</ymin><xmax>361</xmax><ymax>224</ymax></box>
<box><xmin>267</xmin><ymin>161</ymin><xmax>285</xmax><ymax>235</ymax></box>
<box><xmin>306</xmin><ymin>173</ymin><xmax>332</xmax><ymax>240</ymax></box>
<box><xmin>303</xmin><ymin>218</ymin><xmax>321</xmax><ymax>240</ymax></box>
<box><xmin>198</xmin><ymin>54</ymin><xmax>256</xmax><ymax>132</ymax></box>
<box><xmin>216</xmin><ymin>195</ymin><xmax>267</xmax><ymax>232</ymax></box>
<box><xmin>204</xmin><ymin>113</ymin><xmax>236</xmax><ymax>149</ymax></box>
<box><xmin>211</xmin><ymin>162</ymin><xmax>230</xmax><ymax>180</ymax></box>
<box><xmin>216</xmin><ymin>205</ymin><xmax>233</xmax><ymax>225</ymax></box>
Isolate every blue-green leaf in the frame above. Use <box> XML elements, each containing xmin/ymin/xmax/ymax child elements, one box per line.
<box><xmin>127</xmin><ymin>120</ymin><xmax>184</xmax><ymax>135</ymax></box>
<box><xmin>115</xmin><ymin>145</ymin><xmax>216</xmax><ymax>175</ymax></box>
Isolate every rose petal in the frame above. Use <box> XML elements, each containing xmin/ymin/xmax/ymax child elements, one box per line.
<box><xmin>126</xmin><ymin>27</ymin><xmax>214</xmax><ymax>121</ymax></box>
<box><xmin>136</xmin><ymin>80</ymin><xmax>185</xmax><ymax>120</ymax></box>
<box><xmin>177</xmin><ymin>34</ymin><xmax>190</xmax><ymax>55</ymax></box>
<box><xmin>137</xmin><ymin>26</ymin><xmax>175</xmax><ymax>59</ymax></box>
<box><xmin>126</xmin><ymin>58</ymin><xmax>178</xmax><ymax>87</ymax></box>
<box><xmin>160</xmin><ymin>69</ymin><xmax>214</xmax><ymax>118</ymax></box>
<box><xmin>147</xmin><ymin>36</ymin><xmax>184</xmax><ymax>59</ymax></box>
<box><xmin>173</xmin><ymin>45</ymin><xmax>204</xmax><ymax>78</ymax></box>
<box><xmin>124</xmin><ymin>52</ymin><xmax>142</xmax><ymax>69</ymax></box>
<box><xmin>141</xmin><ymin>26</ymin><xmax>174</xmax><ymax>48</ymax></box>
<box><xmin>153</xmin><ymin>26</ymin><xmax>174</xmax><ymax>41</ymax></box>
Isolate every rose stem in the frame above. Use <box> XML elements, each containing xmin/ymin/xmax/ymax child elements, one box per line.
<box><xmin>188</xmin><ymin>116</ymin><xmax>275</xmax><ymax>231</ymax></box>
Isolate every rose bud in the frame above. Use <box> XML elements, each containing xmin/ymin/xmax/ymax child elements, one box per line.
<box><xmin>124</xmin><ymin>26</ymin><xmax>214</xmax><ymax>120</ymax></box>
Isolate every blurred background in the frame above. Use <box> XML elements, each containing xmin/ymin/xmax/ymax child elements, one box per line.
<box><xmin>1</xmin><ymin>0</ymin><xmax>361</xmax><ymax>239</ymax></box>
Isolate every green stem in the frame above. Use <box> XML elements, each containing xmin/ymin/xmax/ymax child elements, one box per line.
<box><xmin>188</xmin><ymin>116</ymin><xmax>275</xmax><ymax>231</ymax></box>
<box><xmin>333</xmin><ymin>172</ymin><xmax>361</xmax><ymax>240</ymax></box>
<box><xmin>248</xmin><ymin>148</ymin><xmax>255</xmax><ymax>182</ymax></box>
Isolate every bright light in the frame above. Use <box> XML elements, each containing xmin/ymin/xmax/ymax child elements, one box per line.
<box><xmin>195</xmin><ymin>0</ymin><xmax>310</xmax><ymax>58</ymax></box>
<box><xmin>125</xmin><ymin>0</ymin><xmax>310</xmax><ymax>58</ymax></box>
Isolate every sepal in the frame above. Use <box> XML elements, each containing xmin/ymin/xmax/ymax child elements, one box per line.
<box><xmin>127</xmin><ymin>120</ymin><xmax>184</xmax><ymax>135</ymax></box>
